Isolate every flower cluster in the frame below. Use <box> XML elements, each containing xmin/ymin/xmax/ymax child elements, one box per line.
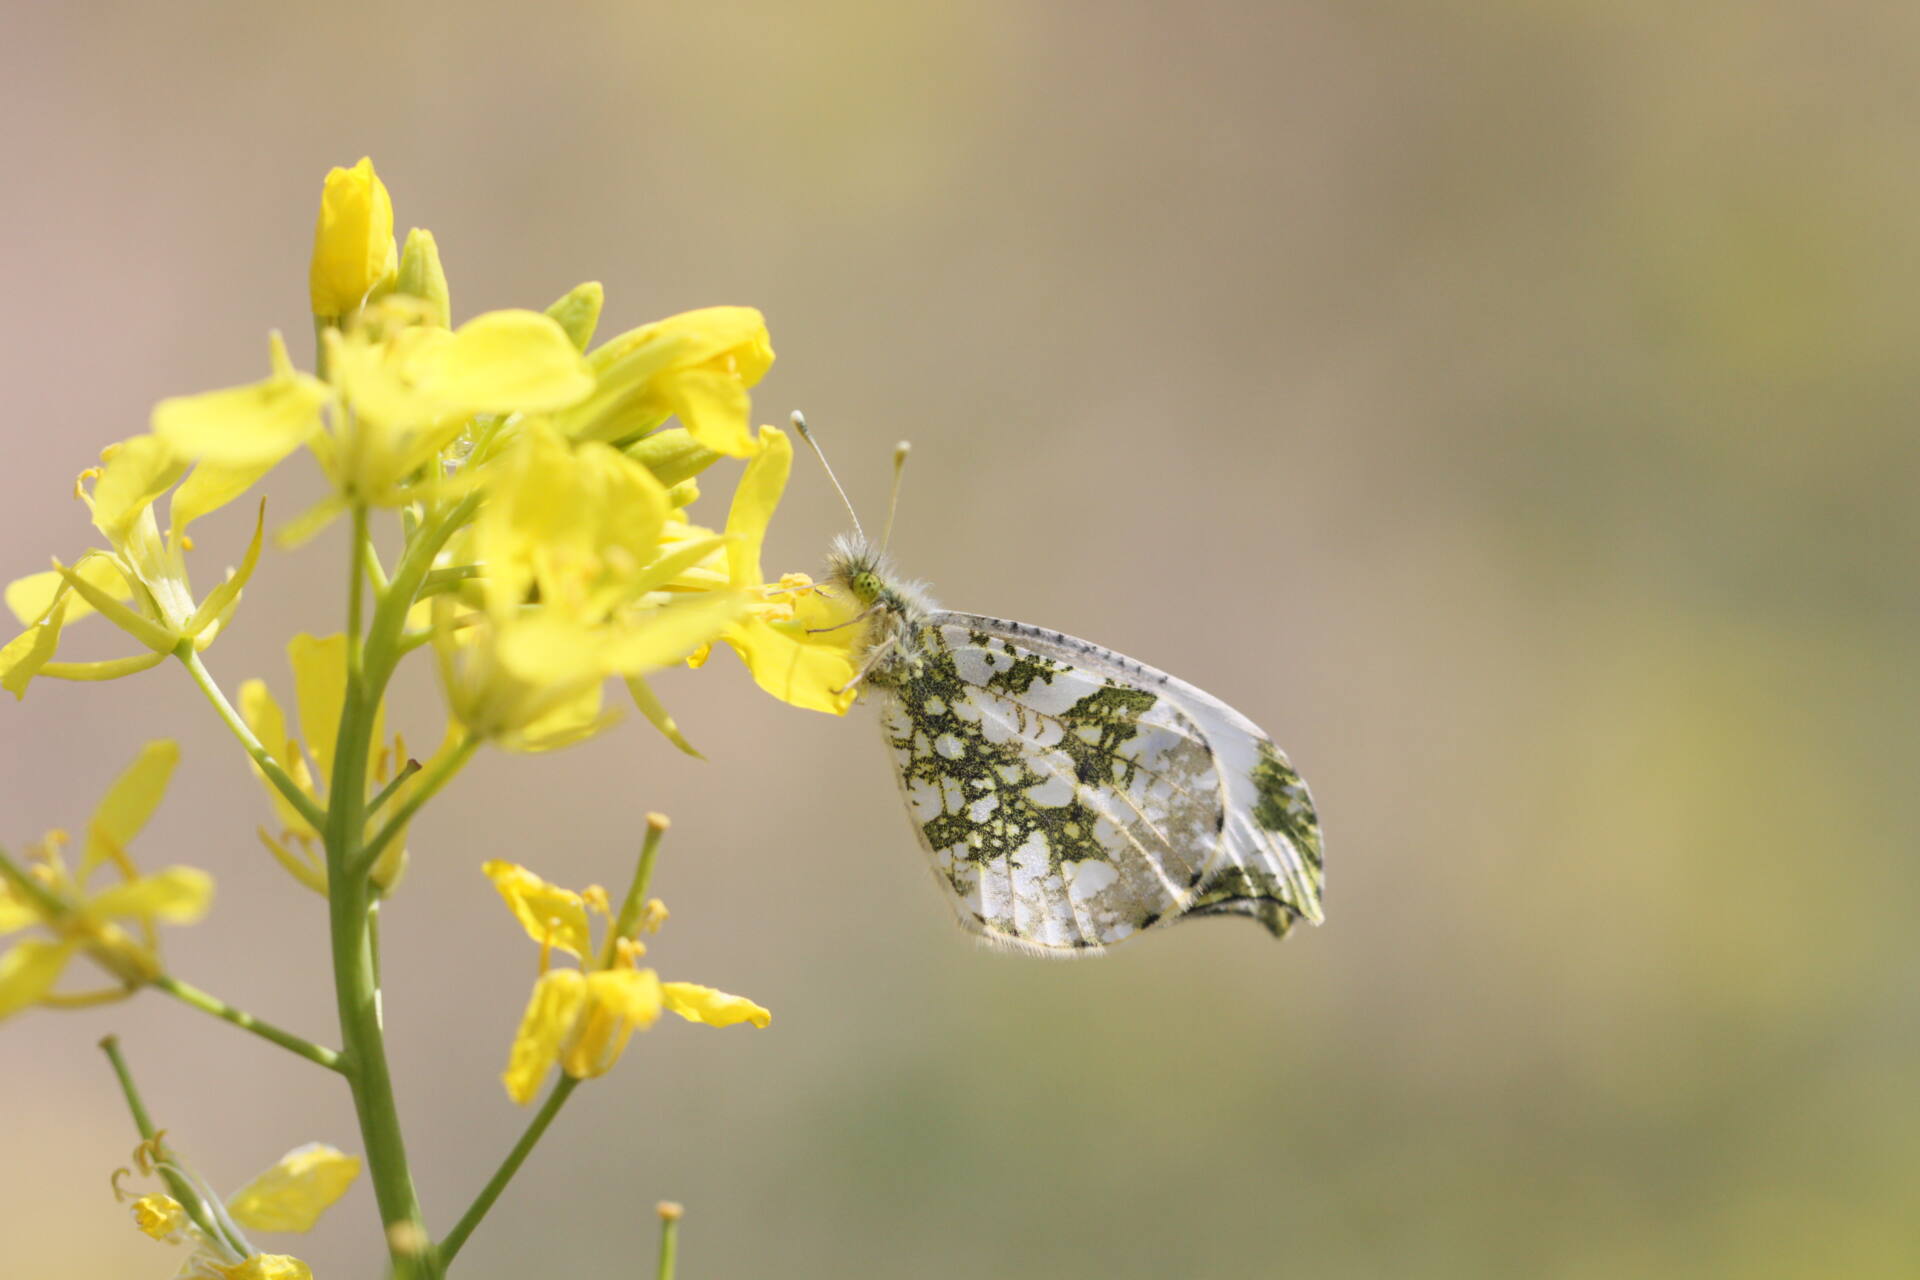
<box><xmin>486</xmin><ymin>828</ymin><xmax>770</xmax><ymax>1105</ymax></box>
<box><xmin>115</xmin><ymin>1131</ymin><xmax>362</xmax><ymax>1279</ymax></box>
<box><xmin>2</xmin><ymin>155</ymin><xmax>861</xmax><ymax>747</ymax></box>
<box><xmin>0</xmin><ymin>741</ymin><xmax>206</xmax><ymax>1017</ymax></box>
<box><xmin>0</xmin><ymin>156</ymin><xmax>859</xmax><ymax>1275</ymax></box>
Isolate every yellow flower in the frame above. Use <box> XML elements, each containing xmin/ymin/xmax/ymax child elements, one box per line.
<box><xmin>158</xmin><ymin>304</ymin><xmax>596</xmax><ymax>530</ymax></box>
<box><xmin>119</xmin><ymin>1137</ymin><xmax>352</xmax><ymax>1279</ymax></box>
<box><xmin>239</xmin><ymin>633</ymin><xmax>451</xmax><ymax>893</ymax></box>
<box><xmin>555</xmin><ymin>306</ymin><xmax>775</xmax><ymax>457</ymax></box>
<box><xmin>694</xmin><ymin>423</ymin><xmax>862</xmax><ymax>714</ymax></box>
<box><xmin>0</xmin><ymin>741</ymin><xmax>210</xmax><ymax>1018</ymax></box>
<box><xmin>310</xmin><ymin>156</ymin><xmax>397</xmax><ymax>318</ymax></box>
<box><xmin>487</xmin><ymin>859</ymin><xmax>770</xmax><ymax>1104</ymax></box>
<box><xmin>0</xmin><ymin>433</ymin><xmax>266</xmax><ymax>698</ymax></box>
<box><xmin>129</xmin><ymin>1193</ymin><xmax>188</xmax><ymax>1240</ymax></box>
<box><xmin>434</xmin><ymin>424</ymin><xmax>748</xmax><ymax>752</ymax></box>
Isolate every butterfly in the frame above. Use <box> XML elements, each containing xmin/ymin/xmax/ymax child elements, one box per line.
<box><xmin>800</xmin><ymin>418</ymin><xmax>1324</xmax><ymax>955</ymax></box>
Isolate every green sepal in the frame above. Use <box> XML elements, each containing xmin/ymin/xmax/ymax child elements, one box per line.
<box><xmin>626</xmin><ymin>427</ymin><xmax>722</xmax><ymax>488</ymax></box>
<box><xmin>545</xmin><ymin>281</ymin><xmax>604</xmax><ymax>352</ymax></box>
<box><xmin>396</xmin><ymin>228</ymin><xmax>451</xmax><ymax>329</ymax></box>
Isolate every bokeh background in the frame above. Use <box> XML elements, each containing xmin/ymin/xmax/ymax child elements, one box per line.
<box><xmin>4</xmin><ymin>3</ymin><xmax>1917</xmax><ymax>1276</ymax></box>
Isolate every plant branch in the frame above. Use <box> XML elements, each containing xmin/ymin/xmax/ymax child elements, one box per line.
<box><xmin>436</xmin><ymin>1077</ymin><xmax>580</xmax><ymax>1267</ymax></box>
<box><xmin>150</xmin><ymin>974</ymin><xmax>343</xmax><ymax>1073</ymax></box>
<box><xmin>100</xmin><ymin>1036</ymin><xmax>240</xmax><ymax>1254</ymax></box>
<box><xmin>176</xmin><ymin>646</ymin><xmax>328</xmax><ymax>832</ymax></box>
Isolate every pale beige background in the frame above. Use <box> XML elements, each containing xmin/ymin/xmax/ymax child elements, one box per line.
<box><xmin>3</xmin><ymin>3</ymin><xmax>1917</xmax><ymax>1277</ymax></box>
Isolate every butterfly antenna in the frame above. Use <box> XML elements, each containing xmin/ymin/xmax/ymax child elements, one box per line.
<box><xmin>880</xmin><ymin>440</ymin><xmax>911</xmax><ymax>554</ymax></box>
<box><xmin>791</xmin><ymin>410</ymin><xmax>865</xmax><ymax>543</ymax></box>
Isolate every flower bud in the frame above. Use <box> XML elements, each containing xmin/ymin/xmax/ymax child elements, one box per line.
<box><xmin>309</xmin><ymin>157</ymin><xmax>397</xmax><ymax>318</ymax></box>
<box><xmin>394</xmin><ymin>228</ymin><xmax>450</xmax><ymax>329</ymax></box>
<box><xmin>545</xmin><ymin>281</ymin><xmax>604</xmax><ymax>351</ymax></box>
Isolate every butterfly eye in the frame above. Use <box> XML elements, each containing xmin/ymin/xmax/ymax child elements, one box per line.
<box><xmin>850</xmin><ymin>571</ymin><xmax>883</xmax><ymax>604</ymax></box>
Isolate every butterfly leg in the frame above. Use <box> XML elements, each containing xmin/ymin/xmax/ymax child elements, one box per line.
<box><xmin>837</xmin><ymin>634</ymin><xmax>898</xmax><ymax>695</ymax></box>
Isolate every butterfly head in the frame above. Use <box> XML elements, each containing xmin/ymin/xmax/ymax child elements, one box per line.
<box><xmin>825</xmin><ymin>531</ymin><xmax>935</xmax><ymax>666</ymax></box>
<box><xmin>826</xmin><ymin>533</ymin><xmax>913</xmax><ymax>610</ymax></box>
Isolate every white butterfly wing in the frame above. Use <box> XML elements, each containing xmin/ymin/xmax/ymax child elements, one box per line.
<box><xmin>941</xmin><ymin>613</ymin><xmax>1325</xmax><ymax>936</ymax></box>
<box><xmin>874</xmin><ymin>612</ymin><xmax>1322</xmax><ymax>954</ymax></box>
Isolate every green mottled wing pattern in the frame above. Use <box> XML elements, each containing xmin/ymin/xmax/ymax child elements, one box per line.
<box><xmin>875</xmin><ymin>614</ymin><xmax>1323</xmax><ymax>953</ymax></box>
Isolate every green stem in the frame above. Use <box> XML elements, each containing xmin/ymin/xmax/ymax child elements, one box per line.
<box><xmin>177</xmin><ymin>647</ymin><xmax>328</xmax><ymax>833</ymax></box>
<box><xmin>0</xmin><ymin>842</ymin><xmax>67</xmax><ymax>920</ymax></box>
<box><xmin>437</xmin><ymin>821</ymin><xmax>671</xmax><ymax>1268</ymax></box>
<box><xmin>657</xmin><ymin>1205</ymin><xmax>682</xmax><ymax>1280</ymax></box>
<box><xmin>436</xmin><ymin>1077</ymin><xmax>580</xmax><ymax>1267</ymax></box>
<box><xmin>355</xmin><ymin>736</ymin><xmax>477</xmax><ymax>880</ymax></box>
<box><xmin>347</xmin><ymin>503</ymin><xmax>369</xmax><ymax>678</ymax></box>
<box><xmin>150</xmin><ymin>974</ymin><xmax>343</xmax><ymax>1073</ymax></box>
<box><xmin>366</xmin><ymin>491</ymin><xmax>482</xmax><ymax>688</ymax></box>
<box><xmin>603</xmin><ymin>814</ymin><xmax>670</xmax><ymax>968</ymax></box>
<box><xmin>322</xmin><ymin>500</ymin><xmax>436</xmax><ymax>1276</ymax></box>
<box><xmin>100</xmin><ymin>1036</ymin><xmax>244</xmax><ymax>1256</ymax></box>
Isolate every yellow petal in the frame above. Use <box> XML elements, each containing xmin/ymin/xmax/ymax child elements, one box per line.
<box><xmin>86</xmin><ymin>867</ymin><xmax>213</xmax><ymax>925</ymax></box>
<box><xmin>219</xmin><ymin>1255</ymin><xmax>314</xmax><ymax>1280</ymax></box>
<box><xmin>82</xmin><ymin>740</ymin><xmax>179</xmax><ymax>874</ymax></box>
<box><xmin>561</xmin><ymin>967</ymin><xmax>663</xmax><ymax>1080</ymax></box>
<box><xmin>0</xmin><ymin>938</ymin><xmax>74</xmax><ymax>1019</ymax></box>
<box><xmin>719</xmin><ymin>609</ymin><xmax>859</xmax><ymax>716</ymax></box>
<box><xmin>258</xmin><ymin>828</ymin><xmax>327</xmax><ymax>896</ymax></box>
<box><xmin>287</xmin><ymin>633</ymin><xmax>350</xmax><ymax>783</ymax></box>
<box><xmin>502</xmin><ymin>968</ymin><xmax>587</xmax><ymax>1104</ymax></box>
<box><xmin>482</xmin><ymin>861</ymin><xmax>592</xmax><ymax>957</ymax></box>
<box><xmin>6</xmin><ymin>557</ymin><xmax>130</xmax><ymax>626</ymax></box>
<box><xmin>225</xmin><ymin>1142</ymin><xmax>362</xmax><ymax>1233</ymax></box>
<box><xmin>0</xmin><ymin>879</ymin><xmax>38</xmax><ymax>933</ymax></box>
<box><xmin>725</xmin><ymin>423</ymin><xmax>791</xmax><ymax>586</ymax></box>
<box><xmin>558</xmin><ymin>306</ymin><xmax>772</xmax><ymax>451</ymax></box>
<box><xmin>310</xmin><ymin>156</ymin><xmax>397</xmax><ymax>316</ymax></box>
<box><xmin>508</xmin><ymin>685</ymin><xmax>620</xmax><ymax>754</ymax></box>
<box><xmin>86</xmin><ymin>435</ymin><xmax>187</xmax><ymax>546</ymax></box>
<box><xmin>412</xmin><ymin>310</ymin><xmax>595</xmax><ymax>414</ymax></box>
<box><xmin>0</xmin><ymin>596</ymin><xmax>70</xmax><ymax>700</ymax></box>
<box><xmin>273</xmin><ymin>493</ymin><xmax>349</xmax><ymax>549</ymax></box>
<box><xmin>239</xmin><ymin>679</ymin><xmax>314</xmax><ymax>837</ymax></box>
<box><xmin>173</xmin><ymin>459</ymin><xmax>280</xmax><ymax>536</ymax></box>
<box><xmin>597</xmin><ymin>591</ymin><xmax>751</xmax><ymax>676</ymax></box>
<box><xmin>661</xmin><ymin>981</ymin><xmax>772</xmax><ymax>1029</ymax></box>
<box><xmin>151</xmin><ymin>366</ymin><xmax>328</xmax><ymax>468</ymax></box>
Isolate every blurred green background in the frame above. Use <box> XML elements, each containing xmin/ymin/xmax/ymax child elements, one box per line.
<box><xmin>4</xmin><ymin>3</ymin><xmax>1917</xmax><ymax>1276</ymax></box>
